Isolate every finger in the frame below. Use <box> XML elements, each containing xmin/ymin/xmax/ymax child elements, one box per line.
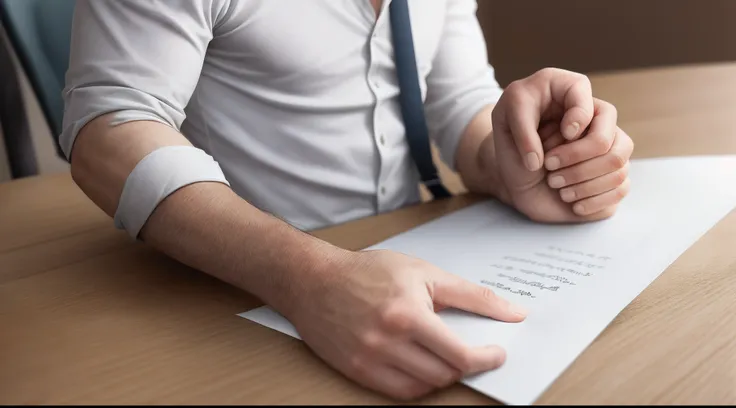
<box><xmin>546</xmin><ymin>129</ymin><xmax>633</xmax><ymax>189</ymax></box>
<box><xmin>542</xmin><ymin>131</ymin><xmax>566</xmax><ymax>153</ymax></box>
<box><xmin>539</xmin><ymin>122</ymin><xmax>565</xmax><ymax>153</ymax></box>
<box><xmin>544</xmin><ymin>99</ymin><xmax>618</xmax><ymax>171</ymax></box>
<box><xmin>550</xmin><ymin>72</ymin><xmax>594</xmax><ymax>140</ymax></box>
<box><xmin>353</xmin><ymin>362</ymin><xmax>434</xmax><ymax>401</ymax></box>
<box><xmin>559</xmin><ymin>162</ymin><xmax>629</xmax><ymax>202</ymax></box>
<box><xmin>572</xmin><ymin>177</ymin><xmax>631</xmax><ymax>216</ymax></box>
<box><xmin>579</xmin><ymin>203</ymin><xmax>619</xmax><ymax>222</ymax></box>
<box><xmin>387</xmin><ymin>342</ymin><xmax>461</xmax><ymax>388</ymax></box>
<box><xmin>495</xmin><ymin>83</ymin><xmax>544</xmax><ymax>171</ymax></box>
<box><xmin>432</xmin><ymin>273</ymin><xmax>527</xmax><ymax>322</ymax></box>
<box><xmin>413</xmin><ymin>310</ymin><xmax>506</xmax><ymax>374</ymax></box>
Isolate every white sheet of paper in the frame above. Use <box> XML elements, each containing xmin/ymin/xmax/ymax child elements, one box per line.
<box><xmin>238</xmin><ymin>156</ymin><xmax>736</xmax><ymax>405</ymax></box>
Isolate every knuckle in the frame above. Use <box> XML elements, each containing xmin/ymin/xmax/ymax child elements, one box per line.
<box><xmin>611</xmin><ymin>171</ymin><xmax>626</xmax><ymax>186</ymax></box>
<box><xmin>591</xmin><ymin>133</ymin><xmax>612</xmax><ymax>154</ymax></box>
<box><xmin>576</xmin><ymin>72</ymin><xmax>592</xmax><ymax>87</ymax></box>
<box><xmin>347</xmin><ymin>354</ymin><xmax>369</xmax><ymax>376</ymax></box>
<box><xmin>605</xmin><ymin>100</ymin><xmax>618</xmax><ymax>118</ymax></box>
<box><xmin>623</xmin><ymin>130</ymin><xmax>635</xmax><ymax>152</ymax></box>
<box><xmin>440</xmin><ymin>369</ymin><xmax>462</xmax><ymax>387</ymax></box>
<box><xmin>613</xmin><ymin>166</ymin><xmax>628</xmax><ymax>185</ymax></box>
<box><xmin>606</xmin><ymin>150</ymin><xmax>627</xmax><ymax>170</ymax></box>
<box><xmin>378</xmin><ymin>302</ymin><xmax>414</xmax><ymax>333</ymax></box>
<box><xmin>429</xmin><ymin>371</ymin><xmax>457</xmax><ymax>388</ymax></box>
<box><xmin>614</xmin><ymin>189</ymin><xmax>626</xmax><ymax>201</ymax></box>
<box><xmin>357</xmin><ymin>329</ymin><xmax>383</xmax><ymax>352</ymax></box>
<box><xmin>536</xmin><ymin>66</ymin><xmax>560</xmax><ymax>79</ymax></box>
<box><xmin>478</xmin><ymin>285</ymin><xmax>498</xmax><ymax>303</ymax></box>
<box><xmin>596</xmin><ymin>99</ymin><xmax>618</xmax><ymax>122</ymax></box>
<box><xmin>504</xmin><ymin>80</ymin><xmax>525</xmax><ymax>96</ymax></box>
<box><xmin>453</xmin><ymin>350</ymin><xmax>473</xmax><ymax>373</ymax></box>
<box><xmin>621</xmin><ymin>160</ymin><xmax>631</xmax><ymax>176</ymax></box>
<box><xmin>502</xmin><ymin>82</ymin><xmax>528</xmax><ymax>106</ymax></box>
<box><xmin>614</xmin><ymin>181</ymin><xmax>630</xmax><ymax>201</ymax></box>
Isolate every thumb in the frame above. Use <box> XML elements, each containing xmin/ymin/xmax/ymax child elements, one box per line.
<box><xmin>431</xmin><ymin>273</ymin><xmax>528</xmax><ymax>322</ymax></box>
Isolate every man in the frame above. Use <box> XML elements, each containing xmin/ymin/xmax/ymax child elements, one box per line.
<box><xmin>62</xmin><ymin>0</ymin><xmax>633</xmax><ymax>401</ymax></box>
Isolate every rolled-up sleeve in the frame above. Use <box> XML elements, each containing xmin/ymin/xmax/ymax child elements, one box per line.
<box><xmin>60</xmin><ymin>0</ymin><xmax>229</xmax><ymax>159</ymax></box>
<box><xmin>424</xmin><ymin>0</ymin><xmax>504</xmax><ymax>170</ymax></box>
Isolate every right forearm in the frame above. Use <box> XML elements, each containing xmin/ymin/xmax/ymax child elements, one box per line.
<box><xmin>138</xmin><ymin>181</ymin><xmax>351</xmax><ymax>317</ymax></box>
<box><xmin>70</xmin><ymin>115</ymin><xmax>350</xmax><ymax>317</ymax></box>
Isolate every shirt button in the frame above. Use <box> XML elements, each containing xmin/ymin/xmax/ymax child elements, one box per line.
<box><xmin>374</xmin><ymin>81</ymin><xmax>380</xmax><ymax>89</ymax></box>
<box><xmin>379</xmin><ymin>134</ymin><xmax>386</xmax><ymax>146</ymax></box>
<box><xmin>380</xmin><ymin>186</ymin><xmax>387</xmax><ymax>195</ymax></box>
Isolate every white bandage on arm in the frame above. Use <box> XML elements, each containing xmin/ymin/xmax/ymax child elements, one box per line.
<box><xmin>114</xmin><ymin>145</ymin><xmax>230</xmax><ymax>239</ymax></box>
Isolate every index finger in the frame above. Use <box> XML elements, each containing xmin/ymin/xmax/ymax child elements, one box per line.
<box><xmin>544</xmin><ymin>98</ymin><xmax>617</xmax><ymax>170</ymax></box>
<box><xmin>412</xmin><ymin>310</ymin><xmax>506</xmax><ymax>374</ymax></box>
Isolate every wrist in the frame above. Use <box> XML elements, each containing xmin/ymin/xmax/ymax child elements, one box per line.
<box><xmin>257</xmin><ymin>222</ymin><xmax>355</xmax><ymax>320</ymax></box>
<box><xmin>458</xmin><ymin>130</ymin><xmax>512</xmax><ymax>205</ymax></box>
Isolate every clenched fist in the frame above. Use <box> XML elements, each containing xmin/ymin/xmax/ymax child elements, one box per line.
<box><xmin>480</xmin><ymin>68</ymin><xmax>634</xmax><ymax>222</ymax></box>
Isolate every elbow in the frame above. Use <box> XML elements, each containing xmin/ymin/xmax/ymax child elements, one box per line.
<box><xmin>64</xmin><ymin>114</ymin><xmax>123</xmax><ymax>218</ymax></box>
<box><xmin>67</xmin><ymin>113</ymin><xmax>105</xmax><ymax>179</ymax></box>
<box><xmin>68</xmin><ymin>135</ymin><xmax>95</xmax><ymax>202</ymax></box>
<box><xmin>67</xmin><ymin>121</ymin><xmax>93</xmax><ymax>186</ymax></box>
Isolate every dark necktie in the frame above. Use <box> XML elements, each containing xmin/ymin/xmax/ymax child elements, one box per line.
<box><xmin>388</xmin><ymin>0</ymin><xmax>451</xmax><ymax>199</ymax></box>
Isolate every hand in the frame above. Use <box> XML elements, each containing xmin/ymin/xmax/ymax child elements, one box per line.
<box><xmin>285</xmin><ymin>250</ymin><xmax>527</xmax><ymax>401</ymax></box>
<box><xmin>483</xmin><ymin>68</ymin><xmax>634</xmax><ymax>223</ymax></box>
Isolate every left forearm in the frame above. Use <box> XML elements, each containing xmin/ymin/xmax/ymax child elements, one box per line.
<box><xmin>454</xmin><ymin>104</ymin><xmax>511</xmax><ymax>204</ymax></box>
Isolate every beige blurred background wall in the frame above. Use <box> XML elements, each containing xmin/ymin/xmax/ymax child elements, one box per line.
<box><xmin>2</xmin><ymin>1</ymin><xmax>736</xmax><ymax>182</ymax></box>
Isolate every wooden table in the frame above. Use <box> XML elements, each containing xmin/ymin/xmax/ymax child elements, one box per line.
<box><xmin>2</xmin><ymin>63</ymin><xmax>736</xmax><ymax>405</ymax></box>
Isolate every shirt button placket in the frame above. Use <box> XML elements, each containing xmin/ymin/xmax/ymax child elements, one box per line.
<box><xmin>368</xmin><ymin>22</ymin><xmax>389</xmax><ymax>213</ymax></box>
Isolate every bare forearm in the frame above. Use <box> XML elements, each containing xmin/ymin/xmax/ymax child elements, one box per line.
<box><xmin>454</xmin><ymin>104</ymin><xmax>511</xmax><ymax>204</ymax></box>
<box><xmin>139</xmin><ymin>182</ymin><xmax>348</xmax><ymax>316</ymax></box>
<box><xmin>71</xmin><ymin>116</ymin><xmax>349</xmax><ymax>317</ymax></box>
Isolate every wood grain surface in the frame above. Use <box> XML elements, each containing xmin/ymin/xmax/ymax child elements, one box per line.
<box><xmin>2</xmin><ymin>64</ymin><xmax>736</xmax><ymax>404</ymax></box>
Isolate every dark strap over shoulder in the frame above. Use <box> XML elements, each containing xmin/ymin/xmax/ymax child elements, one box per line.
<box><xmin>389</xmin><ymin>0</ymin><xmax>451</xmax><ymax>199</ymax></box>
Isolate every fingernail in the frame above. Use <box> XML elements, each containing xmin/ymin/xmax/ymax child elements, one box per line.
<box><xmin>548</xmin><ymin>175</ymin><xmax>565</xmax><ymax>188</ymax></box>
<box><xmin>574</xmin><ymin>202</ymin><xmax>585</xmax><ymax>214</ymax></box>
<box><xmin>481</xmin><ymin>345</ymin><xmax>507</xmax><ymax>366</ymax></box>
<box><xmin>508</xmin><ymin>303</ymin><xmax>528</xmax><ymax>318</ymax></box>
<box><xmin>564</xmin><ymin>122</ymin><xmax>580</xmax><ymax>140</ymax></box>
<box><xmin>497</xmin><ymin>352</ymin><xmax>507</xmax><ymax>367</ymax></box>
<box><xmin>525</xmin><ymin>152</ymin><xmax>540</xmax><ymax>171</ymax></box>
<box><xmin>488</xmin><ymin>346</ymin><xmax>507</xmax><ymax>367</ymax></box>
<box><xmin>545</xmin><ymin>156</ymin><xmax>561</xmax><ymax>171</ymax></box>
<box><xmin>560</xmin><ymin>188</ymin><xmax>576</xmax><ymax>202</ymax></box>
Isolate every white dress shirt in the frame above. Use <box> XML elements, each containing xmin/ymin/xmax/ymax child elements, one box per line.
<box><xmin>61</xmin><ymin>0</ymin><xmax>504</xmax><ymax>231</ymax></box>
